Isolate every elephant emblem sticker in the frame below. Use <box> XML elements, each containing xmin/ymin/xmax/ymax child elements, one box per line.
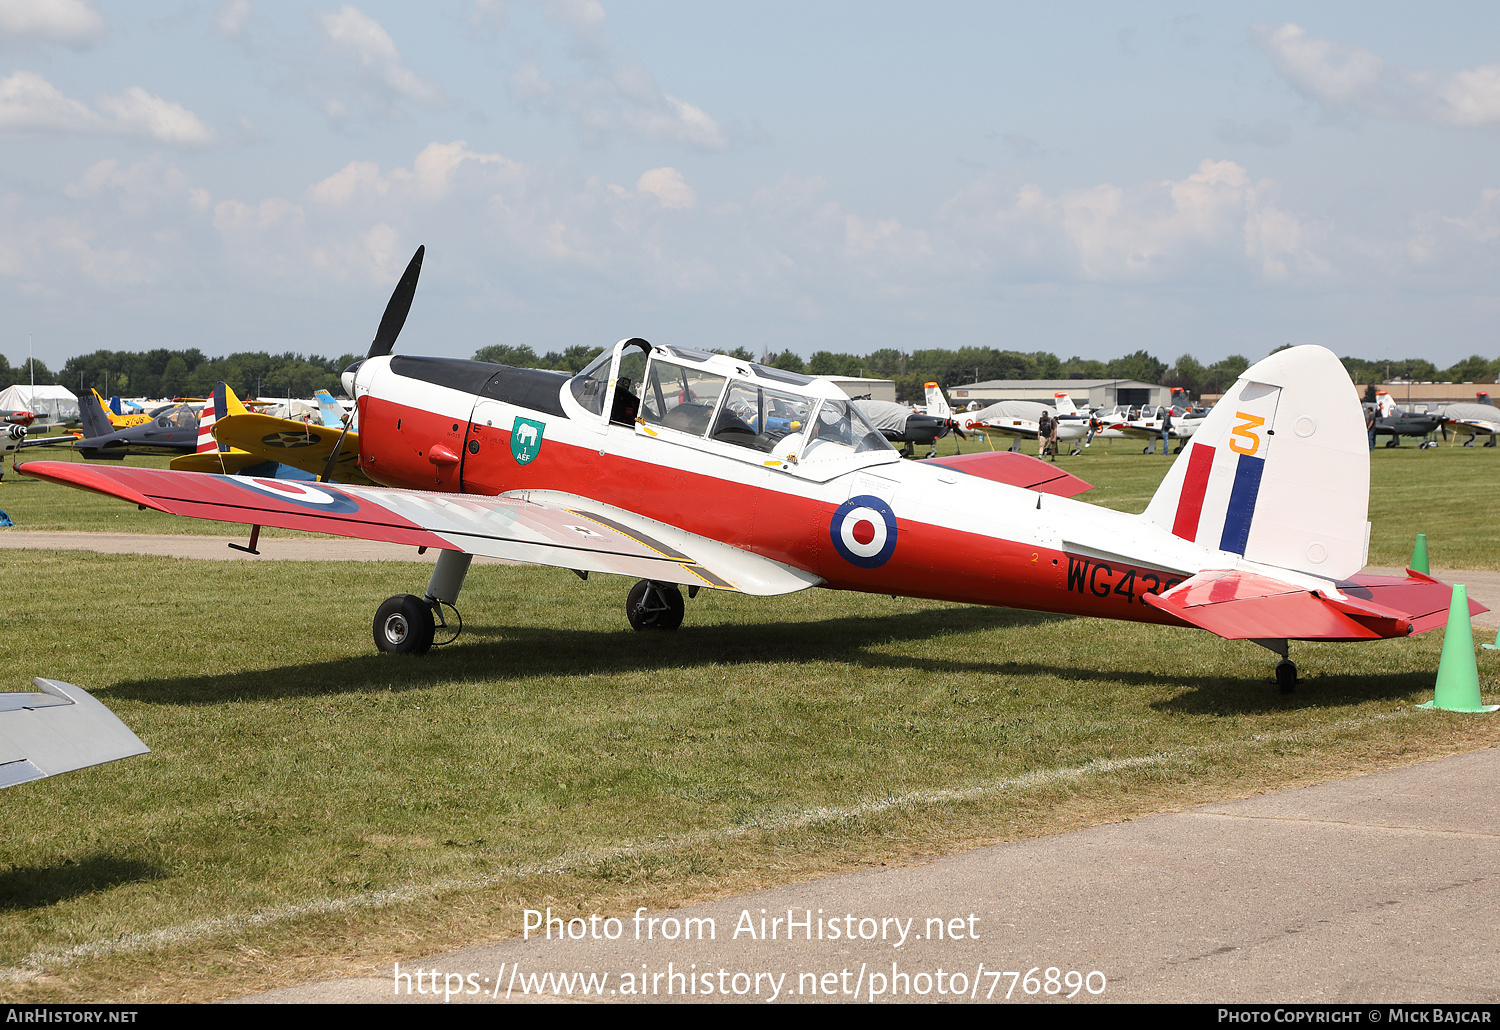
<box><xmin>511</xmin><ymin>417</ymin><xmax>545</xmax><ymax>465</ymax></box>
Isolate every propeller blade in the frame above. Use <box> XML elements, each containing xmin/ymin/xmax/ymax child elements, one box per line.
<box><xmin>367</xmin><ymin>246</ymin><xmax>425</xmax><ymax>359</ymax></box>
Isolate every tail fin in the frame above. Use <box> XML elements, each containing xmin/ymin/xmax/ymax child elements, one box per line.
<box><xmin>924</xmin><ymin>382</ymin><xmax>950</xmax><ymax>417</ymax></box>
<box><xmin>219</xmin><ymin>382</ymin><xmax>249</xmax><ymax>417</ymax></box>
<box><xmin>314</xmin><ymin>389</ymin><xmax>345</xmax><ymax>428</ymax></box>
<box><xmin>1375</xmin><ymin>390</ymin><xmax>1396</xmax><ymax>417</ymax></box>
<box><xmin>80</xmin><ymin>389</ymin><xmax>115</xmax><ymax>439</ymax></box>
<box><xmin>196</xmin><ymin>390</ymin><xmax>220</xmax><ymax>454</ymax></box>
<box><xmin>1144</xmin><ymin>346</ymin><xmax>1369</xmax><ymax>580</ymax></box>
<box><xmin>1053</xmin><ymin>392</ymin><xmax>1078</xmax><ymax>415</ymax></box>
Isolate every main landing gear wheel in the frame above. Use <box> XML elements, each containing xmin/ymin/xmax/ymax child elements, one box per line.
<box><xmin>627</xmin><ymin>580</ymin><xmax>685</xmax><ymax>631</ymax></box>
<box><xmin>1275</xmin><ymin>659</ymin><xmax>1299</xmax><ymax>694</ymax></box>
<box><xmin>373</xmin><ymin>594</ymin><xmax>435</xmax><ymax>654</ymax></box>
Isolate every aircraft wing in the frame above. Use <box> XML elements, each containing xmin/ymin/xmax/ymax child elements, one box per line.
<box><xmin>1</xmin><ymin>678</ymin><xmax>148</xmax><ymax>788</ymax></box>
<box><xmin>170</xmin><ymin>449</ymin><xmax>277</xmax><ymax>475</ymax></box>
<box><xmin>18</xmin><ymin>461</ymin><xmax>821</xmax><ymax>596</ymax></box>
<box><xmin>209</xmin><ymin>413</ymin><xmax>367</xmax><ymax>483</ymax></box>
<box><xmin>1142</xmin><ymin>568</ymin><xmax>1487</xmax><ymax>641</ymax></box>
<box><xmin>922</xmin><ymin>451</ymin><xmax>1092</xmax><ymax>497</ymax></box>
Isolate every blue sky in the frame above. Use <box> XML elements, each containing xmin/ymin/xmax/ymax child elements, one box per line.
<box><xmin>5</xmin><ymin>1</ymin><xmax>1500</xmax><ymax>371</ymax></box>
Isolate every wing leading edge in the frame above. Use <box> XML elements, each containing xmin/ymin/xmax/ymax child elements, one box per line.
<box><xmin>17</xmin><ymin>461</ymin><xmax>820</xmax><ymax>597</ymax></box>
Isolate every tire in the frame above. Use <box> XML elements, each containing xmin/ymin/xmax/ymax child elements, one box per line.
<box><xmin>1275</xmin><ymin>660</ymin><xmax>1298</xmax><ymax>694</ymax></box>
<box><xmin>373</xmin><ymin>594</ymin><xmax>435</xmax><ymax>654</ymax></box>
<box><xmin>626</xmin><ymin>580</ymin><xmax>685</xmax><ymax>631</ymax></box>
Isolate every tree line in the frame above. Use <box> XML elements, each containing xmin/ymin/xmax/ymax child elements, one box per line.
<box><xmin>5</xmin><ymin>345</ymin><xmax>1497</xmax><ymax>405</ymax></box>
<box><xmin>0</xmin><ymin>350</ymin><xmax>359</xmax><ymax>401</ymax></box>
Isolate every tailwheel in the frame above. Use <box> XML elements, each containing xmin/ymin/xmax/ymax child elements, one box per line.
<box><xmin>373</xmin><ymin>594</ymin><xmax>435</xmax><ymax>655</ymax></box>
<box><xmin>1275</xmin><ymin>659</ymin><xmax>1298</xmax><ymax>694</ymax></box>
<box><xmin>627</xmin><ymin>579</ymin><xmax>685</xmax><ymax>631</ymax></box>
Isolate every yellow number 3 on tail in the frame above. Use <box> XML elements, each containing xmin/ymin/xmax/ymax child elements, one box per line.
<box><xmin>1229</xmin><ymin>412</ymin><xmax>1265</xmax><ymax>456</ymax></box>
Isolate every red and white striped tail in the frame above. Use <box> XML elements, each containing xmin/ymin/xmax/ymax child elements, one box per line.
<box><xmin>195</xmin><ymin>395</ymin><xmax>218</xmax><ymax>453</ymax></box>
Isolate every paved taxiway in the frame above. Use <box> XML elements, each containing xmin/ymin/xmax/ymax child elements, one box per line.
<box><xmin>244</xmin><ymin>747</ymin><xmax>1500</xmax><ymax>1004</ymax></box>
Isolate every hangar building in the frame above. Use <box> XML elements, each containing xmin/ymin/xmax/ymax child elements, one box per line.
<box><xmin>948</xmin><ymin>379</ymin><xmax>1170</xmax><ymax>410</ymax></box>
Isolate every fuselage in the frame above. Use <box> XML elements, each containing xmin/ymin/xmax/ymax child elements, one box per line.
<box><xmin>349</xmin><ymin>348</ymin><xmax>1223</xmax><ymax>627</ymax></box>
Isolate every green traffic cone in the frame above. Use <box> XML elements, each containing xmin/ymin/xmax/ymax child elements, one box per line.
<box><xmin>1483</xmin><ymin>624</ymin><xmax>1500</xmax><ymax>652</ymax></box>
<box><xmin>1418</xmin><ymin>585</ymin><xmax>1498</xmax><ymax>713</ymax></box>
<box><xmin>1411</xmin><ymin>533</ymin><xmax>1429</xmax><ymax>575</ymax></box>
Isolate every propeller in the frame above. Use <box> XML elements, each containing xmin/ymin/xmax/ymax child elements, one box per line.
<box><xmin>321</xmin><ymin>245</ymin><xmax>424</xmax><ymax>481</ymax></box>
<box><xmin>366</xmin><ymin>245</ymin><xmax>425</xmax><ymax>359</ymax></box>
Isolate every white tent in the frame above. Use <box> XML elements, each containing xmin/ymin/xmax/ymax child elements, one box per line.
<box><xmin>0</xmin><ymin>385</ymin><xmax>80</xmax><ymax>422</ymax></box>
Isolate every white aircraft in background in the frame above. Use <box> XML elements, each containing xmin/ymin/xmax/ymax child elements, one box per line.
<box><xmin>1439</xmin><ymin>391</ymin><xmax>1500</xmax><ymax>447</ymax></box>
<box><xmin>942</xmin><ymin>391</ymin><xmax>1091</xmax><ymax>454</ymax></box>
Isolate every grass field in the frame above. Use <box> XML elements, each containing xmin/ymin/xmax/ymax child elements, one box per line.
<box><xmin>1</xmin><ymin>437</ymin><xmax>1498</xmax><ymax>1003</ymax></box>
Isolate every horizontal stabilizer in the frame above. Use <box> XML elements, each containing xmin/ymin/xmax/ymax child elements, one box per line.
<box><xmin>0</xmin><ymin>678</ymin><xmax>148</xmax><ymax>788</ymax></box>
<box><xmin>1338</xmin><ymin>570</ymin><xmax>1488</xmax><ymax>635</ymax></box>
<box><xmin>923</xmin><ymin>451</ymin><xmax>1092</xmax><ymax>497</ymax></box>
<box><xmin>1144</xmin><ymin>567</ymin><xmax>1486</xmax><ymax>641</ymax></box>
<box><xmin>1145</xmin><ymin>569</ymin><xmax>1387</xmax><ymax>640</ymax></box>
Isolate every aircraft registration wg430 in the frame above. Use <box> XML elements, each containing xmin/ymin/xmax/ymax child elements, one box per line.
<box><xmin>20</xmin><ymin>248</ymin><xmax>1480</xmax><ymax>693</ymax></box>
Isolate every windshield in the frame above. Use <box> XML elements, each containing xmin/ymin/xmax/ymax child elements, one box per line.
<box><xmin>799</xmin><ymin>398</ymin><xmax>894</xmax><ymax>462</ymax></box>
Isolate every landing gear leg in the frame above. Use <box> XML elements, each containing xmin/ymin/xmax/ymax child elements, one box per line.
<box><xmin>1254</xmin><ymin>638</ymin><xmax>1298</xmax><ymax>694</ymax></box>
<box><xmin>627</xmin><ymin>579</ymin><xmax>685</xmax><ymax>631</ymax></box>
<box><xmin>372</xmin><ymin>549</ymin><xmax>471</xmax><ymax>654</ymax></box>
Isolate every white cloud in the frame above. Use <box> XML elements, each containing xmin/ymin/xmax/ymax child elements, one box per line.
<box><xmin>1253</xmin><ymin>22</ymin><xmax>1500</xmax><ymax>128</ymax></box>
<box><xmin>0</xmin><ymin>70</ymin><xmax>212</xmax><ymax>143</ymax></box>
<box><xmin>318</xmin><ymin>5</ymin><xmax>444</xmax><ymax>110</ymax></box>
<box><xmin>845</xmin><ymin>214</ymin><xmax>931</xmax><ymax>258</ymax></box>
<box><xmin>505</xmin><ymin>3</ymin><xmax>727</xmax><ymax>150</ymax></box>
<box><xmin>636</xmin><ymin>167</ymin><xmax>695</xmax><ymax>210</ymax></box>
<box><xmin>64</xmin><ymin>157</ymin><xmax>194</xmax><ymax>213</ymax></box>
<box><xmin>0</xmin><ymin>69</ymin><xmax>96</xmax><ymax>132</ymax></box>
<box><xmin>214</xmin><ymin>0</ymin><xmax>252</xmax><ymax>39</ymax></box>
<box><xmin>946</xmin><ymin>159</ymin><xmax>1327</xmax><ymax>282</ymax></box>
<box><xmin>0</xmin><ymin>0</ymin><xmax>106</xmax><ymax>49</ymax></box>
<box><xmin>96</xmin><ymin>87</ymin><xmax>213</xmax><ymax>145</ymax></box>
<box><xmin>308</xmin><ymin>141</ymin><xmax>514</xmax><ymax>206</ymax></box>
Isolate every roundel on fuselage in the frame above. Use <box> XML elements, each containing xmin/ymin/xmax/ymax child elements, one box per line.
<box><xmin>226</xmin><ymin>476</ymin><xmax>362</xmax><ymax>514</ymax></box>
<box><xmin>830</xmin><ymin>494</ymin><xmax>897</xmax><ymax>569</ymax></box>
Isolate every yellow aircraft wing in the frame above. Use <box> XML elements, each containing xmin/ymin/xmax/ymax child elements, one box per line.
<box><xmin>209</xmin><ymin>413</ymin><xmax>367</xmax><ymax>483</ymax></box>
<box><xmin>169</xmin><ymin>449</ymin><xmax>270</xmax><ymax>475</ymax></box>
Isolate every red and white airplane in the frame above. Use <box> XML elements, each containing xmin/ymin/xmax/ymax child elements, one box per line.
<box><xmin>19</xmin><ymin>249</ymin><xmax>1480</xmax><ymax>691</ymax></box>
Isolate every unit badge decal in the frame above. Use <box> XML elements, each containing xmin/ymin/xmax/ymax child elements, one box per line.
<box><xmin>511</xmin><ymin>417</ymin><xmax>546</xmax><ymax>465</ymax></box>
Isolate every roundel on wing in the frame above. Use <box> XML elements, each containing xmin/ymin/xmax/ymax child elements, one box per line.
<box><xmin>830</xmin><ymin>494</ymin><xmax>897</xmax><ymax>569</ymax></box>
<box><xmin>227</xmin><ymin>476</ymin><xmax>361</xmax><ymax>514</ymax></box>
<box><xmin>260</xmin><ymin>430</ymin><xmax>322</xmax><ymax>448</ymax></box>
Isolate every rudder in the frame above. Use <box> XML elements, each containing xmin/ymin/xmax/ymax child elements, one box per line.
<box><xmin>1144</xmin><ymin>346</ymin><xmax>1369</xmax><ymax>580</ymax></box>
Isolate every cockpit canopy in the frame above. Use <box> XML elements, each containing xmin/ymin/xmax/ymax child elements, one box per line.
<box><xmin>568</xmin><ymin>340</ymin><xmax>896</xmax><ymax>471</ymax></box>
